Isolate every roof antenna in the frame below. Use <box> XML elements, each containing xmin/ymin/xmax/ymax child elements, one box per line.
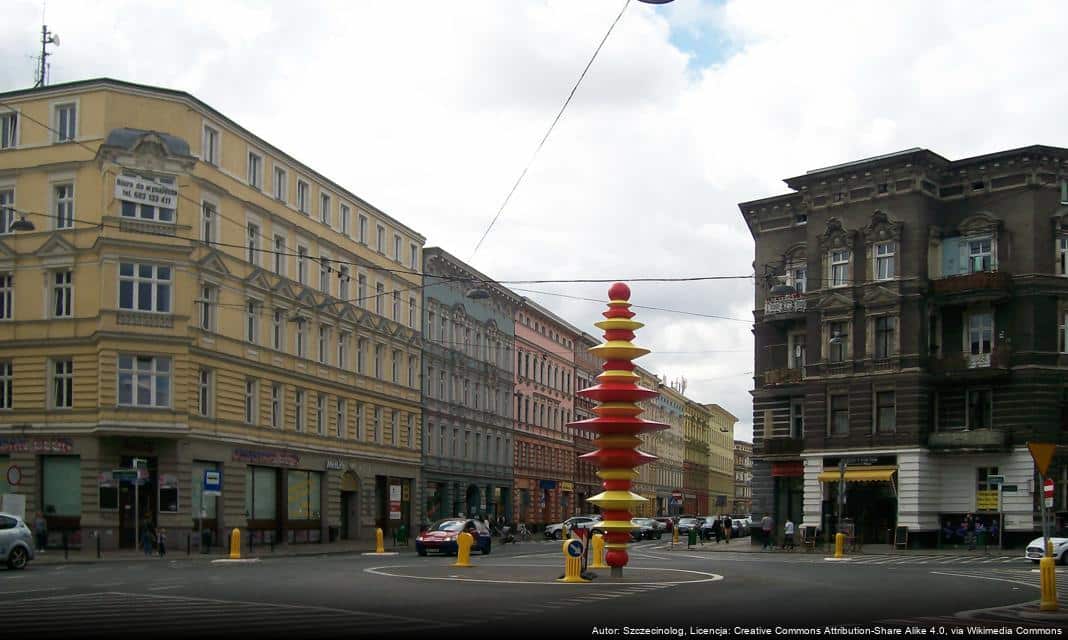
<box><xmin>34</xmin><ymin>4</ymin><xmax>60</xmax><ymax>88</ymax></box>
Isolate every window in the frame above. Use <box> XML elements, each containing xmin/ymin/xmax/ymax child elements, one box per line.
<box><xmin>199</xmin><ymin>284</ymin><xmax>216</xmax><ymax>330</ymax></box>
<box><xmin>340</xmin><ymin>204</ymin><xmax>350</xmax><ymax>236</ymax></box>
<box><xmin>874</xmin><ymin>316</ymin><xmax>896</xmax><ymax>359</ymax></box>
<box><xmin>788</xmin><ymin>332</ymin><xmax>806</xmax><ymax>370</ymax></box>
<box><xmin>391</xmin><ymin>350</ymin><xmax>400</xmax><ymax>383</ymax></box>
<box><xmin>51</xmin><ymin>358</ymin><xmax>73</xmax><ymax>409</ymax></box>
<box><xmin>297</xmin><ymin>246</ymin><xmax>309</xmax><ymax>285</ymax></box>
<box><xmin>394</xmin><ymin>235</ymin><xmax>402</xmax><ymax>262</ymax></box>
<box><xmin>0</xmin><ymin>273</ymin><xmax>10</xmax><ymax>321</ymax></box>
<box><xmin>356</xmin><ymin>402</ymin><xmax>364</xmax><ymax>440</ymax></box>
<box><xmin>119</xmin><ymin>263</ymin><xmax>172</xmax><ymax>313</ymax></box>
<box><xmin>0</xmin><ymin>111</ymin><xmax>17</xmax><ymax>148</ymax></box>
<box><xmin>338</xmin><ymin>331</ymin><xmax>349</xmax><ymax>369</ymax></box>
<box><xmin>55</xmin><ymin>103</ymin><xmax>77</xmax><ymax>141</ymax></box>
<box><xmin>373</xmin><ymin>406</ymin><xmax>382</xmax><ymax>443</ymax></box>
<box><xmin>272</xmin><ymin>309</ymin><xmax>285</xmax><ymax>351</ymax></box>
<box><xmin>1059</xmin><ymin>237</ymin><xmax>1068</xmax><ymax>276</ymax></box>
<box><xmin>294</xmin><ymin>389</ymin><xmax>305</xmax><ymax>432</ymax></box>
<box><xmin>357</xmin><ymin>274</ymin><xmax>367</xmax><ymax>307</ymax></box>
<box><xmin>246</xmin><ymin>300</ymin><xmax>259</xmax><ymax>344</ymax></box>
<box><xmin>117</xmin><ymin>355</ymin><xmax>171</xmax><ymax>407</ymax></box>
<box><xmin>374</xmin><ymin>344</ymin><xmax>383</xmax><ymax>379</ymax></box>
<box><xmin>202</xmin><ymin>125</ymin><xmax>220</xmax><ymax>165</ymax></box>
<box><xmin>408</xmin><ymin>355</ymin><xmax>416</xmax><ymax>387</ymax></box>
<box><xmin>967</xmin><ymin>389</ymin><xmax>992</xmax><ymax>429</ymax></box>
<box><xmin>406</xmin><ymin>415</ymin><xmax>414</xmax><ymax>448</ymax></box>
<box><xmin>297</xmin><ymin>180</ymin><xmax>310</xmax><ymax>214</ymax></box>
<box><xmin>273</xmin><ymin>166</ymin><xmax>287</xmax><ymax>201</ymax></box>
<box><xmin>318</xmin><ymin>325</ymin><xmax>329</xmax><ymax>364</ymax></box>
<box><xmin>830</xmin><ymin>250</ymin><xmax>850</xmax><ymax>287</ymax></box>
<box><xmin>358</xmin><ymin>214</ymin><xmax>368</xmax><ymax>243</ymax></box>
<box><xmin>875</xmin><ymin>391</ymin><xmax>896</xmax><ymax>433</ymax></box>
<box><xmin>377</xmin><ymin>225</ymin><xmax>386</xmax><ymax>253</ymax></box>
<box><xmin>968</xmin><ymin>237</ymin><xmax>993</xmax><ymax>273</ymax></box>
<box><xmin>357</xmin><ymin>338</ymin><xmax>366</xmax><ymax>374</ymax></box>
<box><xmin>42</xmin><ymin>456</ymin><xmax>81</xmax><ymax>518</ymax></box>
<box><xmin>273</xmin><ymin>235</ymin><xmax>286</xmax><ymax>275</ymax></box>
<box><xmin>52</xmin><ymin>270</ymin><xmax>72</xmax><ymax>318</ymax></box>
<box><xmin>830</xmin><ymin>394</ymin><xmax>849</xmax><ymax>435</ymax></box>
<box><xmin>392</xmin><ymin>291</ymin><xmax>399</xmax><ymax>321</ymax></box>
<box><xmin>391</xmin><ymin>412</ymin><xmax>399</xmax><ymax>446</ymax></box>
<box><xmin>247</xmin><ymin>151</ymin><xmax>263</xmax><ymax>189</ymax></box>
<box><xmin>968</xmin><ymin>312</ymin><xmax>993</xmax><ymax>355</ymax></box>
<box><xmin>201</xmin><ymin>202</ymin><xmax>218</xmax><ymax>244</ymax></box>
<box><xmin>439</xmin><ymin>371</ymin><xmax>446</xmax><ymax>399</ymax></box>
<box><xmin>336</xmin><ymin>398</ymin><xmax>346</xmax><ymax>439</ymax></box>
<box><xmin>197</xmin><ymin>369</ymin><xmax>212</xmax><ymax>417</ymax></box>
<box><xmin>271</xmin><ymin>383</ymin><xmax>282</xmax><ymax>429</ymax></box>
<box><xmin>338</xmin><ymin>265</ymin><xmax>350</xmax><ymax>300</ymax></box>
<box><xmin>0</xmin><ymin>188</ymin><xmax>14</xmax><ymax>234</ymax></box>
<box><xmin>247</xmin><ymin>222</ymin><xmax>260</xmax><ymax>265</ymax></box>
<box><xmin>875</xmin><ymin>241</ymin><xmax>895</xmax><ymax>280</ymax></box>
<box><xmin>790</xmin><ymin>267</ymin><xmax>807</xmax><ymax>294</ymax></box>
<box><xmin>320</xmin><ymin>192</ymin><xmax>332</xmax><ymax>226</ymax></box>
<box><xmin>244</xmin><ymin>379</ymin><xmax>258</xmax><ymax>424</ymax></box>
<box><xmin>828</xmin><ymin>321</ymin><xmax>848</xmax><ymax>363</ymax></box>
<box><xmin>319</xmin><ymin>258</ymin><xmax>330</xmax><ymax>293</ymax></box>
<box><xmin>427</xmin><ymin>311</ymin><xmax>435</xmax><ymax>340</ymax></box>
<box><xmin>54</xmin><ymin>183</ymin><xmax>74</xmax><ymax>229</ymax></box>
<box><xmin>375</xmin><ymin>283</ymin><xmax>384</xmax><ymax>315</ymax></box>
<box><xmin>295</xmin><ymin>319</ymin><xmax>306</xmax><ymax>358</ymax></box>
<box><xmin>408</xmin><ymin>298</ymin><xmax>416</xmax><ymax>328</ymax></box>
<box><xmin>315</xmin><ymin>394</ymin><xmax>325</xmax><ymax>434</ymax></box>
<box><xmin>790</xmin><ymin>398</ymin><xmax>804</xmax><ymax>438</ymax></box>
<box><xmin>410</xmin><ymin>244</ymin><xmax>418</xmax><ymax>270</ymax></box>
<box><xmin>0</xmin><ymin>362</ymin><xmax>10</xmax><ymax>409</ymax></box>
<box><xmin>119</xmin><ymin>174</ymin><xmax>175</xmax><ymax>222</ymax></box>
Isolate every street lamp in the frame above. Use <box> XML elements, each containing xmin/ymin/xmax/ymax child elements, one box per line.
<box><xmin>9</xmin><ymin>216</ymin><xmax>35</xmax><ymax>232</ymax></box>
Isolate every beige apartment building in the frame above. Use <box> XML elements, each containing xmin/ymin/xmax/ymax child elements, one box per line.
<box><xmin>0</xmin><ymin>79</ymin><xmax>424</xmax><ymax>550</ymax></box>
<box><xmin>705</xmin><ymin>404</ymin><xmax>737</xmax><ymax>515</ymax></box>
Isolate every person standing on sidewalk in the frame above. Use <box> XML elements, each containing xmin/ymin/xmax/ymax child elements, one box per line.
<box><xmin>964</xmin><ymin>513</ymin><xmax>976</xmax><ymax>551</ymax></box>
<box><xmin>760</xmin><ymin>513</ymin><xmax>774</xmax><ymax>550</ymax></box>
<box><xmin>157</xmin><ymin>527</ymin><xmax>167</xmax><ymax>558</ymax></box>
<box><xmin>33</xmin><ymin>512</ymin><xmax>48</xmax><ymax>553</ymax></box>
<box><xmin>722</xmin><ymin>515</ymin><xmax>732</xmax><ymax>544</ymax></box>
<box><xmin>784</xmin><ymin>518</ymin><xmax>796</xmax><ymax>551</ymax></box>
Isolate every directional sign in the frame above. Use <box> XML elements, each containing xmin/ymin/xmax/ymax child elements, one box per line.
<box><xmin>566</xmin><ymin>539</ymin><xmax>584</xmax><ymax>558</ymax></box>
<box><xmin>1028</xmin><ymin>443</ymin><xmax>1056</xmax><ymax>476</ymax></box>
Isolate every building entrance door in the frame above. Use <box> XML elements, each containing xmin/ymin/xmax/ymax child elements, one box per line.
<box><xmin>118</xmin><ymin>457</ymin><xmax>157</xmax><ymax>549</ymax></box>
<box><xmin>340</xmin><ymin>492</ymin><xmax>359</xmax><ymax>539</ymax></box>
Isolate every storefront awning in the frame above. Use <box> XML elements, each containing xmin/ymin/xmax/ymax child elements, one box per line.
<box><xmin>817</xmin><ymin>466</ymin><xmax>897</xmax><ymax>483</ymax></box>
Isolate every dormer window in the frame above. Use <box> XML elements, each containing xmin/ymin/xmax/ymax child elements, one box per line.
<box><xmin>830</xmin><ymin>250</ymin><xmax>850</xmax><ymax>287</ymax></box>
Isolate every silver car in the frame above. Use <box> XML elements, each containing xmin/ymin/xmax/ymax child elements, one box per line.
<box><xmin>0</xmin><ymin>512</ymin><xmax>35</xmax><ymax>570</ymax></box>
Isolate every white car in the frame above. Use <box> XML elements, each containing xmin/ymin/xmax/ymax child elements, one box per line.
<box><xmin>543</xmin><ymin>515</ymin><xmax>603</xmax><ymax>540</ymax></box>
<box><xmin>1025</xmin><ymin>536</ymin><xmax>1067</xmax><ymax>564</ymax></box>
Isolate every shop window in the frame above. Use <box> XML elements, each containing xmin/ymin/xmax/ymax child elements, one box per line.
<box><xmin>286</xmin><ymin>470</ymin><xmax>322</xmax><ymax>520</ymax></box>
<box><xmin>245</xmin><ymin>466</ymin><xmax>277</xmax><ymax>520</ymax></box>
<box><xmin>191</xmin><ymin>461</ymin><xmax>219</xmax><ymax>522</ymax></box>
<box><xmin>42</xmin><ymin>455</ymin><xmax>81</xmax><ymax>517</ymax></box>
<box><xmin>98</xmin><ymin>478</ymin><xmax>118</xmax><ymax>511</ymax></box>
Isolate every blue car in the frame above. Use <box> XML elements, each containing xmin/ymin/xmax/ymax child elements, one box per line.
<box><xmin>416</xmin><ymin>518</ymin><xmax>492</xmax><ymax>556</ymax></box>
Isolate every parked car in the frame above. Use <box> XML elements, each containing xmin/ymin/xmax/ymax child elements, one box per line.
<box><xmin>543</xmin><ymin>515</ymin><xmax>603</xmax><ymax>540</ymax></box>
<box><xmin>415</xmin><ymin>518</ymin><xmax>491</xmax><ymax>556</ymax></box>
<box><xmin>0</xmin><ymin>512</ymin><xmax>35</xmax><ymax>570</ymax></box>
<box><xmin>676</xmin><ymin>517</ymin><xmax>701</xmax><ymax>536</ymax></box>
<box><xmin>698</xmin><ymin>516</ymin><xmax>725</xmax><ymax>540</ymax></box>
<box><xmin>732</xmin><ymin>518</ymin><xmax>750</xmax><ymax>538</ymax></box>
<box><xmin>653</xmin><ymin>517</ymin><xmax>675</xmax><ymax>532</ymax></box>
<box><xmin>630</xmin><ymin>518</ymin><xmax>663</xmax><ymax>541</ymax></box>
<box><xmin>1024</xmin><ymin>535</ymin><xmax>1068</xmax><ymax>565</ymax></box>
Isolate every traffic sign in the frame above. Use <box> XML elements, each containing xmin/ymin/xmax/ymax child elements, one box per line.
<box><xmin>1044</xmin><ymin>478</ymin><xmax>1055</xmax><ymax>509</ymax></box>
<box><xmin>203</xmin><ymin>470</ymin><xmax>222</xmax><ymax>497</ymax></box>
<box><xmin>566</xmin><ymin>539</ymin><xmax>584</xmax><ymax>558</ymax></box>
<box><xmin>1028</xmin><ymin>443</ymin><xmax>1056</xmax><ymax>476</ymax></box>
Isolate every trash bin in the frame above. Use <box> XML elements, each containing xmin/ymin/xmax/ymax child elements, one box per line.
<box><xmin>687</xmin><ymin>527</ymin><xmax>697</xmax><ymax>547</ymax></box>
<box><xmin>395</xmin><ymin>524</ymin><xmax>408</xmax><ymax>545</ymax></box>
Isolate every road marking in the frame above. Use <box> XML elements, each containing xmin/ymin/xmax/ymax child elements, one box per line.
<box><xmin>91</xmin><ymin>582</ymin><xmax>126</xmax><ymax>587</ymax></box>
<box><xmin>364</xmin><ymin>563</ymin><xmax>723</xmax><ymax>586</ymax></box>
<box><xmin>0</xmin><ymin>587</ymin><xmax>66</xmax><ymax>596</ymax></box>
<box><xmin>930</xmin><ymin>570</ymin><xmax>1040</xmax><ymax>590</ymax></box>
<box><xmin>147</xmin><ymin>585</ymin><xmax>184</xmax><ymax>591</ymax></box>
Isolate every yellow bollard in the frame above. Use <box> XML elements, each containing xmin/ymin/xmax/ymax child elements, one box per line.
<box><xmin>834</xmin><ymin>532</ymin><xmax>845</xmax><ymax>559</ymax></box>
<box><xmin>1040</xmin><ymin>539</ymin><xmax>1058</xmax><ymax>612</ymax></box>
<box><xmin>375</xmin><ymin>528</ymin><xmax>384</xmax><ymax>554</ymax></box>
<box><xmin>229</xmin><ymin>528</ymin><xmax>241</xmax><ymax>560</ymax></box>
<box><xmin>557</xmin><ymin>538</ymin><xmax>589</xmax><ymax>583</ymax></box>
<box><xmin>672</xmin><ymin>526</ymin><xmax>679</xmax><ymax>547</ymax></box>
<box><xmin>590</xmin><ymin>533</ymin><xmax>608</xmax><ymax>569</ymax></box>
<box><xmin>453</xmin><ymin>531</ymin><xmax>474</xmax><ymax>567</ymax></box>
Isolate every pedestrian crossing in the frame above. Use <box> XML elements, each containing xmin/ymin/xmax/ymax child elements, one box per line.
<box><xmin>1</xmin><ymin>591</ymin><xmax>453</xmax><ymax>636</ymax></box>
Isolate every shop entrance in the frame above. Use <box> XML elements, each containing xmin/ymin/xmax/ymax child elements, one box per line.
<box><xmin>340</xmin><ymin>471</ymin><xmax>359</xmax><ymax>540</ymax></box>
<box><xmin>118</xmin><ymin>456</ymin><xmax>157</xmax><ymax>549</ymax></box>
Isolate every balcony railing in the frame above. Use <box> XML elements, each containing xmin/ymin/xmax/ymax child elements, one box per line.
<box><xmin>931</xmin><ymin>270</ymin><xmax>1011</xmax><ymax>296</ymax></box>
<box><xmin>928</xmin><ymin>428</ymin><xmax>1007</xmax><ymax>451</ymax></box>
<box><xmin>930</xmin><ymin>346</ymin><xmax>1011</xmax><ymax>374</ymax></box>
<box><xmin>764</xmin><ymin>294</ymin><xmax>806</xmax><ymax>316</ymax></box>
<box><xmin>763</xmin><ymin>367</ymin><xmax>803</xmax><ymax>386</ymax></box>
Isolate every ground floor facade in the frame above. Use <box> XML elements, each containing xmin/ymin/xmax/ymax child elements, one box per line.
<box><xmin>0</xmin><ymin>434</ymin><xmax>420</xmax><ymax>551</ymax></box>
<box><xmin>421</xmin><ymin>473</ymin><xmax>512</xmax><ymax>526</ymax></box>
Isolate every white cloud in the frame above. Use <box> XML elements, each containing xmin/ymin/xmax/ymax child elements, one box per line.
<box><xmin>4</xmin><ymin>0</ymin><xmax>1068</xmax><ymax>441</ymax></box>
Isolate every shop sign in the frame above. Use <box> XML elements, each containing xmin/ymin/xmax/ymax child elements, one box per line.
<box><xmin>539</xmin><ymin>480</ymin><xmax>558</xmax><ymax>490</ymax></box>
<box><xmin>114</xmin><ymin>174</ymin><xmax>178</xmax><ymax>209</ymax></box>
<box><xmin>559</xmin><ymin>482</ymin><xmax>574</xmax><ymax>492</ymax></box>
<box><xmin>325</xmin><ymin>458</ymin><xmax>344</xmax><ymax>471</ymax></box>
<box><xmin>0</xmin><ymin>437</ymin><xmax>74</xmax><ymax>454</ymax></box>
<box><xmin>231</xmin><ymin>448</ymin><xmax>299</xmax><ymax>467</ymax></box>
<box><xmin>389</xmin><ymin>484</ymin><xmax>402</xmax><ymax>520</ymax></box>
<box><xmin>976</xmin><ymin>489</ymin><xmax>999</xmax><ymax>511</ymax></box>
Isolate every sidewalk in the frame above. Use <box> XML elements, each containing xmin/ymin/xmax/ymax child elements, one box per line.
<box><xmin>668</xmin><ymin>537</ymin><xmax>1022</xmax><ymax>557</ymax></box>
<box><xmin>28</xmin><ymin>538</ymin><xmax>412</xmax><ymax>565</ymax></box>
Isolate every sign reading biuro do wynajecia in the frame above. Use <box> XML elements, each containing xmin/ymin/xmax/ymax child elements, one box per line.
<box><xmin>114</xmin><ymin>175</ymin><xmax>178</xmax><ymax>208</ymax></box>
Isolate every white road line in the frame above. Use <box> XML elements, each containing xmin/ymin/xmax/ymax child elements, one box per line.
<box><xmin>0</xmin><ymin>587</ymin><xmax>66</xmax><ymax>596</ymax></box>
<box><xmin>147</xmin><ymin>585</ymin><xmax>184</xmax><ymax>591</ymax></box>
<box><xmin>90</xmin><ymin>582</ymin><xmax>125</xmax><ymax>587</ymax></box>
<box><xmin>929</xmin><ymin>570</ymin><xmax>1041</xmax><ymax>590</ymax></box>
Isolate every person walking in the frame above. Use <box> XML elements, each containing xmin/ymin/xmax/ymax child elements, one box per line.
<box><xmin>760</xmin><ymin>513</ymin><xmax>774</xmax><ymax>551</ymax></box>
<box><xmin>722</xmin><ymin>514</ymin><xmax>732</xmax><ymax>544</ymax></box>
<box><xmin>964</xmin><ymin>513</ymin><xmax>976</xmax><ymax>551</ymax></box>
<box><xmin>784</xmin><ymin>518</ymin><xmax>796</xmax><ymax>551</ymax></box>
<box><xmin>33</xmin><ymin>512</ymin><xmax>47</xmax><ymax>553</ymax></box>
<box><xmin>157</xmin><ymin>527</ymin><xmax>167</xmax><ymax>558</ymax></box>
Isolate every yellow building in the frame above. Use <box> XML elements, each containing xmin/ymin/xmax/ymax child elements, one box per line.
<box><xmin>0</xmin><ymin>79</ymin><xmax>424</xmax><ymax>550</ymax></box>
<box><xmin>683</xmin><ymin>399</ymin><xmax>711</xmax><ymax>515</ymax></box>
<box><xmin>633</xmin><ymin>366</ymin><xmax>660</xmax><ymax>517</ymax></box>
<box><xmin>705</xmin><ymin>404</ymin><xmax>737</xmax><ymax>516</ymax></box>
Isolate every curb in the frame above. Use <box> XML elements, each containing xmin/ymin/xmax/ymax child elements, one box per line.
<box><xmin>29</xmin><ymin>546</ymin><xmax>406</xmax><ymax>566</ymax></box>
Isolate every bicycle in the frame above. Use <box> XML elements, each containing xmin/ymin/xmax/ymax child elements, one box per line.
<box><xmin>516</xmin><ymin>523</ymin><xmax>532</xmax><ymax>542</ymax></box>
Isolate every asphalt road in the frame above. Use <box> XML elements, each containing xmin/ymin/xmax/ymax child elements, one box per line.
<box><xmin>2</xmin><ymin>539</ymin><xmax>1063</xmax><ymax>639</ymax></box>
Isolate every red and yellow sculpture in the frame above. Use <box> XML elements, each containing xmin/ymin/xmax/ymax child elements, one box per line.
<box><xmin>574</xmin><ymin>282</ymin><xmax>666</xmax><ymax>575</ymax></box>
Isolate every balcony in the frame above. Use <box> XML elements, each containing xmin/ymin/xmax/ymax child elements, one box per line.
<box><xmin>931</xmin><ymin>270</ymin><xmax>1011</xmax><ymax>305</ymax></box>
<box><xmin>928</xmin><ymin>428</ymin><xmax>1008</xmax><ymax>452</ymax></box>
<box><xmin>763</xmin><ymin>294</ymin><xmax>806</xmax><ymax>321</ymax></box>
<box><xmin>763</xmin><ymin>367</ymin><xmax>803</xmax><ymax>386</ymax></box>
<box><xmin>930</xmin><ymin>346</ymin><xmax>1011</xmax><ymax>379</ymax></box>
<box><xmin>760</xmin><ymin>437</ymin><xmax>805</xmax><ymax>456</ymax></box>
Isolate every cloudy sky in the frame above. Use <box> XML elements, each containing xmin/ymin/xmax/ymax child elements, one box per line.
<box><xmin>3</xmin><ymin>0</ymin><xmax>1066</xmax><ymax>441</ymax></box>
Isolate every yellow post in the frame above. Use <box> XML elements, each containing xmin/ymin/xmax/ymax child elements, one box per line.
<box><xmin>672</xmin><ymin>526</ymin><xmax>679</xmax><ymax>547</ymax></box>
<box><xmin>453</xmin><ymin>531</ymin><xmax>473</xmax><ymax>567</ymax></box>
<box><xmin>229</xmin><ymin>528</ymin><xmax>241</xmax><ymax>560</ymax></box>
<box><xmin>590</xmin><ymin>533</ymin><xmax>608</xmax><ymax>569</ymax></box>
<box><xmin>1040</xmin><ymin>539</ymin><xmax>1058</xmax><ymax>612</ymax></box>
<box><xmin>557</xmin><ymin>539</ymin><xmax>588</xmax><ymax>583</ymax></box>
<box><xmin>375</xmin><ymin>528</ymin><xmax>384</xmax><ymax>554</ymax></box>
<box><xmin>834</xmin><ymin>532</ymin><xmax>846</xmax><ymax>559</ymax></box>
<box><xmin>562</xmin><ymin>523</ymin><xmax>569</xmax><ymax>539</ymax></box>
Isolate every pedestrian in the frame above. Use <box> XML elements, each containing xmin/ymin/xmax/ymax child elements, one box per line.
<box><xmin>722</xmin><ymin>514</ymin><xmax>732</xmax><ymax>544</ymax></box>
<box><xmin>157</xmin><ymin>527</ymin><xmax>167</xmax><ymax>558</ymax></box>
<box><xmin>141</xmin><ymin>520</ymin><xmax>154</xmax><ymax>556</ymax></box>
<box><xmin>33</xmin><ymin>512</ymin><xmax>48</xmax><ymax>553</ymax></box>
<box><xmin>784</xmin><ymin>518</ymin><xmax>796</xmax><ymax>551</ymax></box>
<box><xmin>711</xmin><ymin>517</ymin><xmax>722</xmax><ymax>544</ymax></box>
<box><xmin>760</xmin><ymin>513</ymin><xmax>774</xmax><ymax>550</ymax></box>
<box><xmin>964</xmin><ymin>513</ymin><xmax>976</xmax><ymax>551</ymax></box>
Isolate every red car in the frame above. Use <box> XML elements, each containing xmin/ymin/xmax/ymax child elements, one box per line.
<box><xmin>654</xmin><ymin>517</ymin><xmax>675</xmax><ymax>532</ymax></box>
<box><xmin>416</xmin><ymin>518</ymin><xmax>492</xmax><ymax>556</ymax></box>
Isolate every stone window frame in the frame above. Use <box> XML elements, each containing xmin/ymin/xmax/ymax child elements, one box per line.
<box><xmin>863</xmin><ymin>210</ymin><xmax>904</xmax><ymax>282</ymax></box>
<box><xmin>819</xmin><ymin>217</ymin><xmax>856</xmax><ymax>290</ymax></box>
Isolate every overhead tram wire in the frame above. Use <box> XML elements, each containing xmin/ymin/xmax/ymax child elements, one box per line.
<box><xmin>468</xmin><ymin>0</ymin><xmax>633</xmax><ymax>259</ymax></box>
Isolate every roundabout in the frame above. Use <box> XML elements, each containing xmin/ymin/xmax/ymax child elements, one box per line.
<box><xmin>363</xmin><ymin>562</ymin><xmax>724</xmax><ymax>586</ymax></box>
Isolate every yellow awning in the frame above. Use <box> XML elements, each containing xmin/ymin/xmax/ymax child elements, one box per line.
<box><xmin>818</xmin><ymin>466</ymin><xmax>897</xmax><ymax>483</ymax></box>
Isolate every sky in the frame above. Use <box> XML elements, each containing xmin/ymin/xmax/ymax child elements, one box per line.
<box><xmin>3</xmin><ymin>0</ymin><xmax>1067</xmax><ymax>443</ymax></box>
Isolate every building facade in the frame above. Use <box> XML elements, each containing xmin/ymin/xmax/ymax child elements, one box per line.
<box><xmin>633</xmin><ymin>366</ymin><xmax>661</xmax><ymax>517</ymax></box>
<box><xmin>683</xmin><ymin>399</ymin><xmax>711</xmax><ymax>515</ymax></box>
<box><xmin>733</xmin><ymin>440</ymin><xmax>753</xmax><ymax>516</ymax></box>
<box><xmin>705</xmin><ymin>404</ymin><xmax>737</xmax><ymax>515</ymax></box>
<box><xmin>420</xmin><ymin>248</ymin><xmax>518</xmax><ymax>524</ymax></box>
<box><xmin>741</xmin><ymin>145</ymin><xmax>1068</xmax><ymax>547</ymax></box>
<box><xmin>513</xmin><ymin>300</ymin><xmax>578</xmax><ymax>527</ymax></box>
<box><xmin>648</xmin><ymin>383</ymin><xmax>686</xmax><ymax>515</ymax></box>
<box><xmin>0</xmin><ymin>79</ymin><xmax>424</xmax><ymax>550</ymax></box>
<box><xmin>573</xmin><ymin>332</ymin><xmax>601</xmax><ymax>514</ymax></box>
